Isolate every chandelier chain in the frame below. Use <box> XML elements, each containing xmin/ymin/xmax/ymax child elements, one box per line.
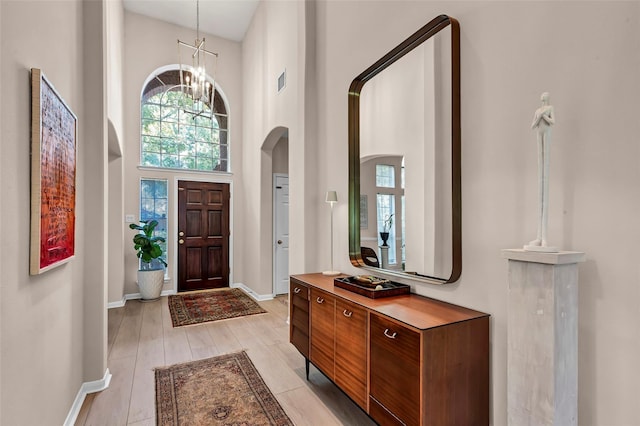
<box><xmin>196</xmin><ymin>0</ymin><xmax>200</xmax><ymax>42</ymax></box>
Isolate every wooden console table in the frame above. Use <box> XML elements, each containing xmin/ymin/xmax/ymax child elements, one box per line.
<box><xmin>289</xmin><ymin>273</ymin><xmax>490</xmax><ymax>426</ymax></box>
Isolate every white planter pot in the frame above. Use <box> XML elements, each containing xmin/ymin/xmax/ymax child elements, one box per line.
<box><xmin>137</xmin><ymin>269</ymin><xmax>164</xmax><ymax>301</ymax></box>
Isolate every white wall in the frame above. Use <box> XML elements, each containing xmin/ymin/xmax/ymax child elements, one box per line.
<box><xmin>0</xmin><ymin>0</ymin><xmax>108</xmax><ymax>423</ymax></box>
<box><xmin>107</xmin><ymin>0</ymin><xmax>124</xmax><ymax>154</ymax></box>
<box><xmin>241</xmin><ymin>0</ymin><xmax>318</xmax><ymax>296</ymax></box>
<box><xmin>273</xmin><ymin>136</ymin><xmax>289</xmax><ymax>174</ymax></box>
<box><xmin>314</xmin><ymin>1</ymin><xmax>640</xmax><ymax>425</ymax></box>
<box><xmin>120</xmin><ymin>11</ymin><xmax>243</xmax><ymax>298</ymax></box>
<box><xmin>82</xmin><ymin>0</ymin><xmax>109</xmax><ymax>390</ymax></box>
<box><xmin>106</xmin><ymin>0</ymin><xmax>126</xmax><ymax>304</ymax></box>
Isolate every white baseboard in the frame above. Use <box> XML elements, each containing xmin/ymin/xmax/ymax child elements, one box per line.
<box><xmin>64</xmin><ymin>368</ymin><xmax>112</xmax><ymax>426</ymax></box>
<box><xmin>107</xmin><ymin>296</ymin><xmax>126</xmax><ymax>309</ymax></box>
<box><xmin>108</xmin><ymin>289</ymin><xmax>176</xmax><ymax>308</ymax></box>
<box><xmin>231</xmin><ymin>282</ymin><xmax>274</xmax><ymax>301</ymax></box>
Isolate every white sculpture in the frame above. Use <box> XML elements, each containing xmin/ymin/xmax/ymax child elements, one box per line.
<box><xmin>525</xmin><ymin>92</ymin><xmax>558</xmax><ymax>252</ymax></box>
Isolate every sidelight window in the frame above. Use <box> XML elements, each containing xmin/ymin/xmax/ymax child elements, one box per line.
<box><xmin>139</xmin><ymin>178</ymin><xmax>168</xmax><ymax>266</ymax></box>
<box><xmin>376</xmin><ymin>193</ymin><xmax>396</xmax><ymax>264</ymax></box>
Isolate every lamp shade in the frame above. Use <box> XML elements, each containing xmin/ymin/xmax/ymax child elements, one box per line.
<box><xmin>325</xmin><ymin>191</ymin><xmax>338</xmax><ymax>203</ymax></box>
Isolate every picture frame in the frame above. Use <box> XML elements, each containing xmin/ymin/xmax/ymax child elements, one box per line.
<box><xmin>30</xmin><ymin>68</ymin><xmax>77</xmax><ymax>275</ymax></box>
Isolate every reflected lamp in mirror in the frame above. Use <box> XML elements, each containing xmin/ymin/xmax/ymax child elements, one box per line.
<box><xmin>326</xmin><ymin>190</ymin><xmax>338</xmax><ymax>204</ymax></box>
<box><xmin>348</xmin><ymin>15</ymin><xmax>461</xmax><ymax>284</ymax></box>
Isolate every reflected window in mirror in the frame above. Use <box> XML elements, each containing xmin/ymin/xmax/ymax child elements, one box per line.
<box><xmin>376</xmin><ymin>164</ymin><xmax>395</xmax><ymax>188</ymax></box>
<box><xmin>361</xmin><ymin>156</ymin><xmax>405</xmax><ymax>270</ymax></box>
<box><xmin>376</xmin><ymin>193</ymin><xmax>396</xmax><ymax>263</ymax></box>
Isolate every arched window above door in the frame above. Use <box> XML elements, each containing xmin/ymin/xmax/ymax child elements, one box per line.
<box><xmin>140</xmin><ymin>69</ymin><xmax>229</xmax><ymax>172</ymax></box>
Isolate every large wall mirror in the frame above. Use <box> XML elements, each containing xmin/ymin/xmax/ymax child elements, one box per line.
<box><xmin>348</xmin><ymin>15</ymin><xmax>460</xmax><ymax>284</ymax></box>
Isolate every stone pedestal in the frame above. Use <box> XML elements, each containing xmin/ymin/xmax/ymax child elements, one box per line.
<box><xmin>502</xmin><ymin>249</ymin><xmax>585</xmax><ymax>426</ymax></box>
<box><xmin>379</xmin><ymin>245</ymin><xmax>389</xmax><ymax>269</ymax></box>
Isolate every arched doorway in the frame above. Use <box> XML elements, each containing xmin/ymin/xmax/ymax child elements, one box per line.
<box><xmin>260</xmin><ymin>127</ymin><xmax>289</xmax><ymax>295</ymax></box>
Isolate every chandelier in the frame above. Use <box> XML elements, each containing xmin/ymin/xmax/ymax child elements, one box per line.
<box><xmin>177</xmin><ymin>0</ymin><xmax>218</xmax><ymax>119</ymax></box>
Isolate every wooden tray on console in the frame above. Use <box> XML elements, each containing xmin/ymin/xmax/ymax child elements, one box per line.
<box><xmin>334</xmin><ymin>276</ymin><xmax>410</xmax><ymax>299</ymax></box>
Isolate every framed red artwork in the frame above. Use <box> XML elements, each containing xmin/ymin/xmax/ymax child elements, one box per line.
<box><xmin>30</xmin><ymin>68</ymin><xmax>77</xmax><ymax>275</ymax></box>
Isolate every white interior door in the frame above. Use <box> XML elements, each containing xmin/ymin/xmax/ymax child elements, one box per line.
<box><xmin>273</xmin><ymin>174</ymin><xmax>289</xmax><ymax>295</ymax></box>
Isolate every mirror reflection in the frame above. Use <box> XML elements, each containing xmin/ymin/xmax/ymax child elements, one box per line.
<box><xmin>349</xmin><ymin>15</ymin><xmax>460</xmax><ymax>284</ymax></box>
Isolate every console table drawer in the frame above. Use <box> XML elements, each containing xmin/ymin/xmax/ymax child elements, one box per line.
<box><xmin>370</xmin><ymin>313</ymin><xmax>420</xmax><ymax>425</ymax></box>
<box><xmin>335</xmin><ymin>298</ymin><xmax>368</xmax><ymax>408</ymax></box>
<box><xmin>370</xmin><ymin>313</ymin><xmax>420</xmax><ymax>361</ymax></box>
<box><xmin>289</xmin><ymin>280</ymin><xmax>309</xmax><ymax>358</ymax></box>
<box><xmin>310</xmin><ymin>288</ymin><xmax>336</xmax><ymax>378</ymax></box>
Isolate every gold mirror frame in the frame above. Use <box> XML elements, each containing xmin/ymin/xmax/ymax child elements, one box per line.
<box><xmin>348</xmin><ymin>15</ymin><xmax>461</xmax><ymax>284</ymax></box>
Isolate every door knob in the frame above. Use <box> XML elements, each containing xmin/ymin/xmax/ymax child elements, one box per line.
<box><xmin>178</xmin><ymin>239</ymin><xmax>184</xmax><ymax>245</ymax></box>
<box><xmin>277</xmin><ymin>240</ymin><xmax>283</xmax><ymax>245</ymax></box>
<box><xmin>179</xmin><ymin>231</ymin><xmax>184</xmax><ymax>237</ymax></box>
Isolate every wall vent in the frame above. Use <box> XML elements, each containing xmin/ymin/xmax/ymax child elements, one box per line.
<box><xmin>277</xmin><ymin>70</ymin><xmax>286</xmax><ymax>93</ymax></box>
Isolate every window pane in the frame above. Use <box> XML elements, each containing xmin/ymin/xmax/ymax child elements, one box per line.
<box><xmin>141</xmin><ymin>180</ymin><xmax>155</xmax><ymax>199</ymax></box>
<box><xmin>194</xmin><ymin>115</ymin><xmax>213</xmax><ymax>128</ymax></box>
<box><xmin>142</xmin><ymin>152</ymin><xmax>161</xmax><ymax>167</ymax></box>
<box><xmin>155</xmin><ymin>182</ymin><xmax>167</xmax><ymax>198</ymax></box>
<box><xmin>195</xmin><ymin>126</ymin><xmax>213</xmax><ymax>142</ymax></box>
<box><xmin>155</xmin><ymin>199</ymin><xmax>167</xmax><ymax>216</ymax></box>
<box><xmin>162</xmin><ymin>107</ymin><xmax>179</xmax><ymax>123</ymax></box>
<box><xmin>181</xmin><ymin>156</ymin><xmax>196</xmax><ymax>169</ymax></box>
<box><xmin>160</xmin><ymin>122</ymin><xmax>177</xmax><ymax>138</ymax></box>
<box><xmin>376</xmin><ymin>164</ymin><xmax>395</xmax><ymax>188</ymax></box>
<box><xmin>141</xmin><ymin>198</ymin><xmax>155</xmax><ymax>216</ymax></box>
<box><xmin>376</xmin><ymin>194</ymin><xmax>396</xmax><ymax>264</ymax></box>
<box><xmin>142</xmin><ymin>104</ymin><xmax>160</xmax><ymax>121</ymax></box>
<box><xmin>142</xmin><ymin>135</ymin><xmax>162</xmax><ymax>153</ymax></box>
<box><xmin>196</xmin><ymin>142</ymin><xmax>212</xmax><ymax>156</ymax></box>
<box><xmin>197</xmin><ymin>157</ymin><xmax>214</xmax><ymax>171</ymax></box>
<box><xmin>161</xmin><ymin>139</ymin><xmax>179</xmax><ymax>156</ymax></box>
<box><xmin>141</xmin><ymin>118</ymin><xmax>160</xmax><ymax>136</ymax></box>
<box><xmin>162</xmin><ymin>155</ymin><xmax>179</xmax><ymax>169</ymax></box>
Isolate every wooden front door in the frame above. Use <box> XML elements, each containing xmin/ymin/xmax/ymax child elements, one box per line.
<box><xmin>178</xmin><ymin>181</ymin><xmax>230</xmax><ymax>291</ymax></box>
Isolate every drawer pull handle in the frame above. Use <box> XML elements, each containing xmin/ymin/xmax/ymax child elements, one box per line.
<box><xmin>343</xmin><ymin>310</ymin><xmax>353</xmax><ymax>318</ymax></box>
<box><xmin>294</xmin><ymin>287</ymin><xmax>301</xmax><ymax>294</ymax></box>
<box><xmin>383</xmin><ymin>328</ymin><xmax>397</xmax><ymax>339</ymax></box>
<box><xmin>316</xmin><ymin>297</ymin><xmax>324</xmax><ymax>304</ymax></box>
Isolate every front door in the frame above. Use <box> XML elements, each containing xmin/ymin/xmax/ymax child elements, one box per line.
<box><xmin>178</xmin><ymin>181</ymin><xmax>230</xmax><ymax>291</ymax></box>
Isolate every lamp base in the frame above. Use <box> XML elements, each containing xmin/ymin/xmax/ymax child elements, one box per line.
<box><xmin>322</xmin><ymin>270</ymin><xmax>341</xmax><ymax>276</ymax></box>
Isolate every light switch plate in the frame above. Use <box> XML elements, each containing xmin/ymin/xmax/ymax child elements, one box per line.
<box><xmin>125</xmin><ymin>214</ymin><xmax>136</xmax><ymax>223</ymax></box>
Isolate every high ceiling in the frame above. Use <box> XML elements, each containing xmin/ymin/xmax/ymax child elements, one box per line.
<box><xmin>123</xmin><ymin>0</ymin><xmax>260</xmax><ymax>42</ymax></box>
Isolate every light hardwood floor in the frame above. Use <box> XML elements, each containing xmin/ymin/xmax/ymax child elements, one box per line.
<box><xmin>75</xmin><ymin>294</ymin><xmax>375</xmax><ymax>425</ymax></box>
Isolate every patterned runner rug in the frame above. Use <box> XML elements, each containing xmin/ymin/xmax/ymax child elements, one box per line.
<box><xmin>155</xmin><ymin>351</ymin><xmax>293</xmax><ymax>426</ymax></box>
<box><xmin>168</xmin><ymin>288</ymin><xmax>267</xmax><ymax>327</ymax></box>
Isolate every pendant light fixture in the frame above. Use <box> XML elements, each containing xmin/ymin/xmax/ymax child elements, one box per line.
<box><xmin>177</xmin><ymin>0</ymin><xmax>218</xmax><ymax>119</ymax></box>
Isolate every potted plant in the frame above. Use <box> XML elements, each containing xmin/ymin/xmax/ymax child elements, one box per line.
<box><xmin>129</xmin><ymin>220</ymin><xmax>167</xmax><ymax>301</ymax></box>
<box><xmin>379</xmin><ymin>213</ymin><xmax>394</xmax><ymax>247</ymax></box>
